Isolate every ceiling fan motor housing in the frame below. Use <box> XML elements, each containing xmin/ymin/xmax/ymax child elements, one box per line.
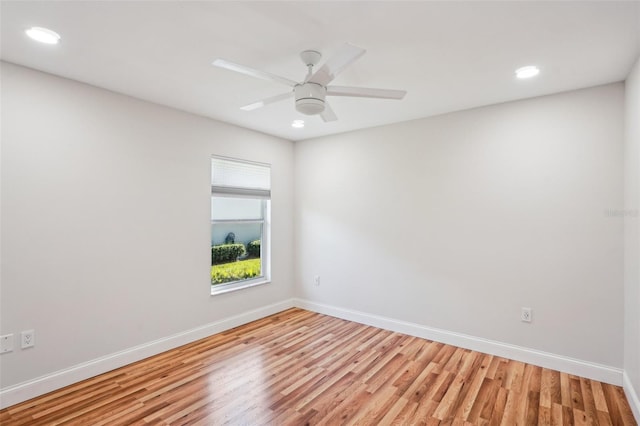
<box><xmin>295</xmin><ymin>82</ymin><xmax>326</xmax><ymax>115</ymax></box>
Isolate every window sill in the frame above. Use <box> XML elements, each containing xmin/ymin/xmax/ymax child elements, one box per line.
<box><xmin>210</xmin><ymin>277</ymin><xmax>270</xmax><ymax>296</ymax></box>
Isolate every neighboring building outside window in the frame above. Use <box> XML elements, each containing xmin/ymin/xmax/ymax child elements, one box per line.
<box><xmin>210</xmin><ymin>156</ymin><xmax>270</xmax><ymax>295</ymax></box>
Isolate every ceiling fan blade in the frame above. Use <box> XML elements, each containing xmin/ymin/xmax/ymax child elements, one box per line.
<box><xmin>308</xmin><ymin>43</ymin><xmax>366</xmax><ymax>86</ymax></box>
<box><xmin>320</xmin><ymin>102</ymin><xmax>338</xmax><ymax>122</ymax></box>
<box><xmin>213</xmin><ymin>59</ymin><xmax>298</xmax><ymax>87</ymax></box>
<box><xmin>240</xmin><ymin>92</ymin><xmax>293</xmax><ymax>111</ymax></box>
<box><xmin>327</xmin><ymin>86</ymin><xmax>406</xmax><ymax>100</ymax></box>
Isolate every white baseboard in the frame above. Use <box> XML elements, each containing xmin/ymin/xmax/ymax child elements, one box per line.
<box><xmin>293</xmin><ymin>298</ymin><xmax>624</xmax><ymax>386</ymax></box>
<box><xmin>0</xmin><ymin>298</ymin><xmax>295</xmax><ymax>410</ymax></box>
<box><xmin>623</xmin><ymin>372</ymin><xmax>640</xmax><ymax>423</ymax></box>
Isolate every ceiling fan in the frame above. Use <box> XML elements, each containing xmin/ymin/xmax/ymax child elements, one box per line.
<box><xmin>212</xmin><ymin>43</ymin><xmax>407</xmax><ymax>122</ymax></box>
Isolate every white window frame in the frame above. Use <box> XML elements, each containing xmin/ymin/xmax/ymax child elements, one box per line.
<box><xmin>210</xmin><ymin>156</ymin><xmax>271</xmax><ymax>296</ymax></box>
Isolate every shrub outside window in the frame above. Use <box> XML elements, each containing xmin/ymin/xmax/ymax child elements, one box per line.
<box><xmin>210</xmin><ymin>156</ymin><xmax>270</xmax><ymax>295</ymax></box>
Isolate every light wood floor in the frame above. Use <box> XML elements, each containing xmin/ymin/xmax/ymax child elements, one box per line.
<box><xmin>0</xmin><ymin>308</ymin><xmax>636</xmax><ymax>425</ymax></box>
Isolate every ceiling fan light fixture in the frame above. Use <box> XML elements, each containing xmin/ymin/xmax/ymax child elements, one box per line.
<box><xmin>295</xmin><ymin>83</ymin><xmax>326</xmax><ymax>115</ymax></box>
<box><xmin>296</xmin><ymin>98</ymin><xmax>325</xmax><ymax>115</ymax></box>
<box><xmin>25</xmin><ymin>27</ymin><xmax>61</xmax><ymax>44</ymax></box>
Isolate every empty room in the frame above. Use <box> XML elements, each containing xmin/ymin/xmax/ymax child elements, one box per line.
<box><xmin>1</xmin><ymin>1</ymin><xmax>639</xmax><ymax>424</ymax></box>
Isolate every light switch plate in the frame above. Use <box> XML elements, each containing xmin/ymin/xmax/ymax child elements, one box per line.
<box><xmin>1</xmin><ymin>334</ymin><xmax>14</xmax><ymax>353</ymax></box>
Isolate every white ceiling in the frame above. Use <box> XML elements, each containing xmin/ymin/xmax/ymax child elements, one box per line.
<box><xmin>1</xmin><ymin>1</ymin><xmax>639</xmax><ymax>142</ymax></box>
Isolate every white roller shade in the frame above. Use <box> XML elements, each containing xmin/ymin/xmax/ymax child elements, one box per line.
<box><xmin>211</xmin><ymin>157</ymin><xmax>271</xmax><ymax>198</ymax></box>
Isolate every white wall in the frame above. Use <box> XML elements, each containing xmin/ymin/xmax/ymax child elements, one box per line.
<box><xmin>0</xmin><ymin>62</ymin><xmax>294</xmax><ymax>389</ymax></box>
<box><xmin>624</xmin><ymin>55</ymin><xmax>640</xmax><ymax>416</ymax></box>
<box><xmin>295</xmin><ymin>84</ymin><xmax>624</xmax><ymax>369</ymax></box>
<box><xmin>0</xmin><ymin>59</ymin><xmax>632</xmax><ymax>409</ymax></box>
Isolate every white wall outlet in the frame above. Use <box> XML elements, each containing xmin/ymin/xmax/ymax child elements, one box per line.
<box><xmin>0</xmin><ymin>334</ymin><xmax>14</xmax><ymax>353</ymax></box>
<box><xmin>521</xmin><ymin>307</ymin><xmax>532</xmax><ymax>323</ymax></box>
<box><xmin>21</xmin><ymin>330</ymin><xmax>35</xmax><ymax>349</ymax></box>
<box><xmin>314</xmin><ymin>275</ymin><xmax>320</xmax><ymax>286</ymax></box>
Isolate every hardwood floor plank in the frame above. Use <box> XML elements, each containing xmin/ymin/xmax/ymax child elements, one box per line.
<box><xmin>378</xmin><ymin>394</ymin><xmax>410</xmax><ymax>425</ymax></box>
<box><xmin>560</xmin><ymin>372</ymin><xmax>573</xmax><ymax>408</ymax></box>
<box><xmin>345</xmin><ymin>382</ymin><xmax>398</xmax><ymax>425</ymax></box>
<box><xmin>0</xmin><ymin>308</ymin><xmax>635</xmax><ymax>425</ymax></box>
<box><xmin>493</xmin><ymin>358</ymin><xmax>509</xmax><ymax>385</ymax></box>
<box><xmin>303</xmin><ymin>372</ymin><xmax>362</xmax><ymax>420</ymax></box>
<box><xmin>488</xmin><ymin>385</ymin><xmax>508</xmax><ymax>425</ymax></box>
<box><xmin>539</xmin><ymin>405</ymin><xmax>552</xmax><ymax>426</ymax></box>
<box><xmin>504</xmin><ymin>360</ymin><xmax>524</xmax><ymax>392</ymax></box>
<box><xmin>433</xmin><ymin>373</ymin><xmax>466</xmax><ymax>420</ymax></box>
<box><xmin>602</xmin><ymin>380</ymin><xmax>626</xmax><ymax>425</ymax></box>
<box><xmin>579</xmin><ymin>377</ymin><xmax>598</xmax><ymax>424</ymax></box>
<box><xmin>314</xmin><ymin>384</ymin><xmax>370</xmax><ymax>425</ymax></box>
<box><xmin>293</xmin><ymin>369</ymin><xmax>355</xmax><ymax>412</ymax></box>
<box><xmin>528</xmin><ymin>390</ymin><xmax>541</xmax><ymax>425</ymax></box>
<box><xmin>409</xmin><ymin>399</ymin><xmax>440</xmax><ymax>425</ymax></box>
<box><xmin>484</xmin><ymin>356</ymin><xmax>500</xmax><ymax>379</ymax></box>
<box><xmin>563</xmin><ymin>404</ymin><xmax>575</xmax><ymax>426</ymax></box>
<box><xmin>453</xmin><ymin>354</ymin><xmax>492</xmax><ymax>420</ymax></box>
<box><xmin>394</xmin><ymin>399</ymin><xmax>420</xmax><ymax>424</ymax></box>
<box><xmin>598</xmin><ymin>410</ymin><xmax>615</xmax><ymax>426</ymax></box>
<box><xmin>592</xmin><ymin>380</ymin><xmax>611</xmax><ymax>413</ymax></box>
<box><xmin>570</xmin><ymin>376</ymin><xmax>585</xmax><ymax>412</ymax></box>
<box><xmin>552</xmin><ymin>401</ymin><xmax>564</xmax><ymax>426</ymax></box>
<box><xmin>541</xmin><ymin>368</ymin><xmax>554</xmax><ymax>409</ymax></box>
<box><xmin>498</xmin><ymin>387</ymin><xmax>519</xmax><ymax>426</ymax></box>
<box><xmin>468</xmin><ymin>377</ymin><xmax>498</xmax><ymax>422</ymax></box>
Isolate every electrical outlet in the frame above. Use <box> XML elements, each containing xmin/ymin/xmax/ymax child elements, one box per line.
<box><xmin>521</xmin><ymin>307</ymin><xmax>532</xmax><ymax>323</ymax></box>
<box><xmin>0</xmin><ymin>334</ymin><xmax>14</xmax><ymax>353</ymax></box>
<box><xmin>314</xmin><ymin>275</ymin><xmax>320</xmax><ymax>286</ymax></box>
<box><xmin>21</xmin><ymin>330</ymin><xmax>35</xmax><ymax>349</ymax></box>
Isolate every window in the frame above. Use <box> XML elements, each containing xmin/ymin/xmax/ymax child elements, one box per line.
<box><xmin>210</xmin><ymin>156</ymin><xmax>270</xmax><ymax>294</ymax></box>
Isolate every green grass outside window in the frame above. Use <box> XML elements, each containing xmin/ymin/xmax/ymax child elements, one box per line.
<box><xmin>211</xmin><ymin>258</ymin><xmax>261</xmax><ymax>285</ymax></box>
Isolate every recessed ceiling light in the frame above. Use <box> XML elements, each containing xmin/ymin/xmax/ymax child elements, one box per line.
<box><xmin>515</xmin><ymin>66</ymin><xmax>540</xmax><ymax>79</ymax></box>
<box><xmin>25</xmin><ymin>27</ymin><xmax>61</xmax><ymax>44</ymax></box>
<box><xmin>291</xmin><ymin>120</ymin><xmax>305</xmax><ymax>128</ymax></box>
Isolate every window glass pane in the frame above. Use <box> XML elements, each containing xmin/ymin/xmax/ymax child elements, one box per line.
<box><xmin>211</xmin><ymin>222</ymin><xmax>262</xmax><ymax>247</ymax></box>
<box><xmin>211</xmin><ymin>222</ymin><xmax>263</xmax><ymax>285</ymax></box>
<box><xmin>211</xmin><ymin>196</ymin><xmax>263</xmax><ymax>221</ymax></box>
